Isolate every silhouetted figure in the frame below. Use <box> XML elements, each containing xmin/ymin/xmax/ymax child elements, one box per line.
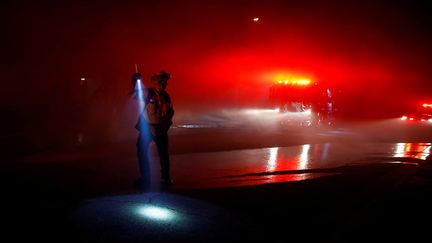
<box><xmin>134</xmin><ymin>71</ymin><xmax>174</xmax><ymax>189</ymax></box>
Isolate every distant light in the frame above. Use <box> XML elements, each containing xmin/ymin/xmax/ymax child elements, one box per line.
<box><xmin>401</xmin><ymin>116</ymin><xmax>407</xmax><ymax>120</ymax></box>
<box><xmin>297</xmin><ymin>79</ymin><xmax>311</xmax><ymax>85</ymax></box>
<box><xmin>409</xmin><ymin>117</ymin><xmax>414</xmax><ymax>121</ymax></box>
<box><xmin>274</xmin><ymin>79</ymin><xmax>311</xmax><ymax>86</ymax></box>
<box><xmin>422</xmin><ymin>103</ymin><xmax>432</xmax><ymax>108</ymax></box>
<box><xmin>80</xmin><ymin>77</ymin><xmax>87</xmax><ymax>86</ymax></box>
<box><xmin>137</xmin><ymin>205</ymin><xmax>175</xmax><ymax>221</ymax></box>
<box><xmin>429</xmin><ymin>119</ymin><xmax>432</xmax><ymax>123</ymax></box>
<box><xmin>253</xmin><ymin>17</ymin><xmax>259</xmax><ymax>22</ymax></box>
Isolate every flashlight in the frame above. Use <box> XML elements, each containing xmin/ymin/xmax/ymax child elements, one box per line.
<box><xmin>132</xmin><ymin>72</ymin><xmax>142</xmax><ymax>91</ymax></box>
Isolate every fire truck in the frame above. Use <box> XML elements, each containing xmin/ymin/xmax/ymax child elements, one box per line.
<box><xmin>269</xmin><ymin>79</ymin><xmax>335</xmax><ymax>126</ymax></box>
<box><xmin>400</xmin><ymin>102</ymin><xmax>432</xmax><ymax>123</ymax></box>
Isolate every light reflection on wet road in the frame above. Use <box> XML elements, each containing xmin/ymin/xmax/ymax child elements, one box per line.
<box><xmin>170</xmin><ymin>142</ymin><xmax>431</xmax><ymax>189</ymax></box>
<box><xmin>7</xmin><ymin>117</ymin><xmax>431</xmax><ymax>243</ymax></box>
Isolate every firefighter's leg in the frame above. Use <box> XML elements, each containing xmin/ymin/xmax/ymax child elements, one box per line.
<box><xmin>155</xmin><ymin>133</ymin><xmax>172</xmax><ymax>185</ymax></box>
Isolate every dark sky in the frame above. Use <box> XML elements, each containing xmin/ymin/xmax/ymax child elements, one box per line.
<box><xmin>1</xmin><ymin>0</ymin><xmax>431</xmax><ymax>145</ymax></box>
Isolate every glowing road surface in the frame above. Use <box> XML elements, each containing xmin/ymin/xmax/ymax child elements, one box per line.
<box><xmin>170</xmin><ymin>142</ymin><xmax>430</xmax><ymax>189</ymax></box>
<box><xmin>71</xmin><ymin>142</ymin><xmax>430</xmax><ymax>242</ymax></box>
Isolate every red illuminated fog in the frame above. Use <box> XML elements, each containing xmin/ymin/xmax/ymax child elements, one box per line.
<box><xmin>1</xmin><ymin>0</ymin><xmax>431</xmax><ymax>148</ymax></box>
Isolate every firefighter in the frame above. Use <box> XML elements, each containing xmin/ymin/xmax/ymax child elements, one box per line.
<box><xmin>134</xmin><ymin>71</ymin><xmax>174</xmax><ymax>189</ymax></box>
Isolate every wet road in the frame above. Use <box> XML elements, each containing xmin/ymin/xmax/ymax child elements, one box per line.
<box><xmin>2</xmin><ymin>118</ymin><xmax>431</xmax><ymax>242</ymax></box>
<box><xmin>171</xmin><ymin>142</ymin><xmax>430</xmax><ymax>189</ymax></box>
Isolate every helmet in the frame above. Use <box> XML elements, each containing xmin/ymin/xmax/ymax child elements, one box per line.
<box><xmin>151</xmin><ymin>70</ymin><xmax>171</xmax><ymax>84</ymax></box>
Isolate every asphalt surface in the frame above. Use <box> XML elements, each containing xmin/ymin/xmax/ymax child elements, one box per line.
<box><xmin>2</xmin><ymin>121</ymin><xmax>432</xmax><ymax>242</ymax></box>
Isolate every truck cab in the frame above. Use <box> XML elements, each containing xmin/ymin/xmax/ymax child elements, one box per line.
<box><xmin>269</xmin><ymin>79</ymin><xmax>335</xmax><ymax>126</ymax></box>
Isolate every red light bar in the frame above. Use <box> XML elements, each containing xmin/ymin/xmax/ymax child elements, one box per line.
<box><xmin>274</xmin><ymin>79</ymin><xmax>311</xmax><ymax>86</ymax></box>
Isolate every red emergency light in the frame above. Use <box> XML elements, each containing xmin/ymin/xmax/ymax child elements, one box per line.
<box><xmin>275</xmin><ymin>79</ymin><xmax>312</xmax><ymax>86</ymax></box>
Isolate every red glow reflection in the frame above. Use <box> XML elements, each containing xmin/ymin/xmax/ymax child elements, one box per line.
<box><xmin>262</xmin><ymin>144</ymin><xmax>322</xmax><ymax>183</ymax></box>
<box><xmin>393</xmin><ymin>143</ymin><xmax>431</xmax><ymax>160</ymax></box>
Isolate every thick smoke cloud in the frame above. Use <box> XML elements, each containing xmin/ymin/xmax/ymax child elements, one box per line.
<box><xmin>1</xmin><ymin>0</ymin><xmax>431</xmax><ymax>149</ymax></box>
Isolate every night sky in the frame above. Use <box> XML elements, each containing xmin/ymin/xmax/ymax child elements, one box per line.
<box><xmin>1</xmin><ymin>0</ymin><xmax>431</xmax><ymax>148</ymax></box>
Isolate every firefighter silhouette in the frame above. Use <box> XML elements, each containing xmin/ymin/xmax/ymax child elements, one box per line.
<box><xmin>134</xmin><ymin>71</ymin><xmax>174</xmax><ymax>189</ymax></box>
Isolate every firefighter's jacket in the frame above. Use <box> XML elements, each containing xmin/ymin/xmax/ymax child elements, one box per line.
<box><xmin>135</xmin><ymin>88</ymin><xmax>174</xmax><ymax>135</ymax></box>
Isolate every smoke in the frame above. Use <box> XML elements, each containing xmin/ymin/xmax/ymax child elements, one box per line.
<box><xmin>2</xmin><ymin>0</ymin><xmax>432</xmax><ymax>152</ymax></box>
